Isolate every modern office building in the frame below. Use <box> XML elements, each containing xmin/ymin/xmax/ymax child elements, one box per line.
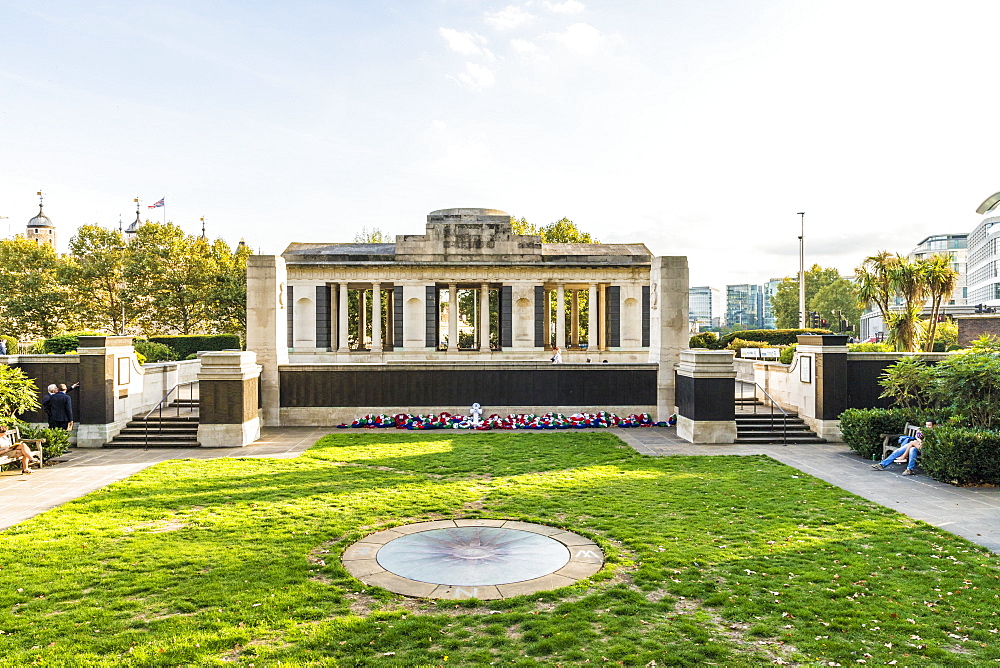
<box><xmin>967</xmin><ymin>216</ymin><xmax>1000</xmax><ymax>306</ymax></box>
<box><xmin>726</xmin><ymin>283</ymin><xmax>763</xmax><ymax>329</ymax></box>
<box><xmin>689</xmin><ymin>286</ymin><xmax>722</xmax><ymax>331</ymax></box>
<box><xmin>761</xmin><ymin>278</ymin><xmax>782</xmax><ymax>329</ymax></box>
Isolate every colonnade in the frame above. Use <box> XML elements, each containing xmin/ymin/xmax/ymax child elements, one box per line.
<box><xmin>289</xmin><ymin>279</ymin><xmax>649</xmax><ymax>353</ymax></box>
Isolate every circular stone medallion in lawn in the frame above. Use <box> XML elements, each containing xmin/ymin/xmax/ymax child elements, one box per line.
<box><xmin>342</xmin><ymin>519</ymin><xmax>604</xmax><ymax>600</ymax></box>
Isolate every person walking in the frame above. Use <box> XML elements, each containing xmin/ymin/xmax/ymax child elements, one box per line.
<box><xmin>550</xmin><ymin>346</ymin><xmax>563</xmax><ymax>364</ymax></box>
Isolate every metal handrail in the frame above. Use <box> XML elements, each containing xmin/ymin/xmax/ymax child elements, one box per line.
<box><xmin>737</xmin><ymin>379</ymin><xmax>790</xmax><ymax>446</ymax></box>
<box><xmin>142</xmin><ymin>380</ymin><xmax>198</xmax><ymax>451</ymax></box>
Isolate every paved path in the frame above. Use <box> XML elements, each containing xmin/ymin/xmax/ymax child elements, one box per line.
<box><xmin>3</xmin><ymin>427</ymin><xmax>999</xmax><ymax>555</ymax></box>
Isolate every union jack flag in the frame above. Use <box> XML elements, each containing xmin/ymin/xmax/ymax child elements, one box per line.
<box><xmin>148</xmin><ymin>198</ymin><xmax>165</xmax><ymax>209</ymax></box>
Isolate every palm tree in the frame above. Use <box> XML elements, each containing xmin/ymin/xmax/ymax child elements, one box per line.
<box><xmin>919</xmin><ymin>254</ymin><xmax>959</xmax><ymax>352</ymax></box>
<box><xmin>855</xmin><ymin>251</ymin><xmax>896</xmax><ymax>322</ymax></box>
<box><xmin>855</xmin><ymin>252</ymin><xmax>928</xmax><ymax>352</ymax></box>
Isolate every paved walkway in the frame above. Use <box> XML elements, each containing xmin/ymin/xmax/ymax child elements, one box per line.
<box><xmin>2</xmin><ymin>427</ymin><xmax>999</xmax><ymax>555</ymax></box>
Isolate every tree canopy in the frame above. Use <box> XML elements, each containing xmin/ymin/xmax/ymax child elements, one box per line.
<box><xmin>770</xmin><ymin>265</ymin><xmax>846</xmax><ymax>329</ymax></box>
<box><xmin>510</xmin><ymin>217</ymin><xmax>599</xmax><ymax>243</ymax></box>
<box><xmin>0</xmin><ymin>224</ymin><xmax>251</xmax><ymax>340</ymax></box>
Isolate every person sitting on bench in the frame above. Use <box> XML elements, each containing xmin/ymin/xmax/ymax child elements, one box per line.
<box><xmin>871</xmin><ymin>421</ymin><xmax>933</xmax><ymax>476</ymax></box>
<box><xmin>0</xmin><ymin>425</ymin><xmax>38</xmax><ymax>475</ymax></box>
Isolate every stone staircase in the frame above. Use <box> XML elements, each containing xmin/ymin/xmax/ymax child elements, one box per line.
<box><xmin>735</xmin><ymin>398</ymin><xmax>826</xmax><ymax>444</ymax></box>
<box><xmin>104</xmin><ymin>398</ymin><xmax>200</xmax><ymax>448</ymax></box>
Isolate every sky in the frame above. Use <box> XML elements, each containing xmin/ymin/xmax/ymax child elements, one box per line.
<box><xmin>3</xmin><ymin>0</ymin><xmax>1000</xmax><ymax>289</ymax></box>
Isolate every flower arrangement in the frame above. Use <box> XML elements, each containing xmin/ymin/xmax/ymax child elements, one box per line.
<box><xmin>337</xmin><ymin>411</ymin><xmax>676</xmax><ymax>430</ymax></box>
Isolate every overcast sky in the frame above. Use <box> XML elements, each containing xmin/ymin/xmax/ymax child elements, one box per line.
<box><xmin>3</xmin><ymin>0</ymin><xmax>998</xmax><ymax>288</ymax></box>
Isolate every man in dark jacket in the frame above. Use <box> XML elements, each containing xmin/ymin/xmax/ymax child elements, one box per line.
<box><xmin>43</xmin><ymin>385</ymin><xmax>74</xmax><ymax>430</ymax></box>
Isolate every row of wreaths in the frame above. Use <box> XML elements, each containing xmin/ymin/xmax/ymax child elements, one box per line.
<box><xmin>338</xmin><ymin>411</ymin><xmax>677</xmax><ymax>430</ymax></box>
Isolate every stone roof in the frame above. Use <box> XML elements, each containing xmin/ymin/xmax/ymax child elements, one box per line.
<box><xmin>282</xmin><ymin>209</ymin><xmax>653</xmax><ymax>266</ymax></box>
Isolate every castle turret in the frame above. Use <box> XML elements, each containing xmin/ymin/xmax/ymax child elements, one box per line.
<box><xmin>26</xmin><ymin>191</ymin><xmax>55</xmax><ymax>247</ymax></box>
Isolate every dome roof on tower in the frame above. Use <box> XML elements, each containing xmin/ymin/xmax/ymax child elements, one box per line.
<box><xmin>28</xmin><ymin>204</ymin><xmax>53</xmax><ymax>228</ymax></box>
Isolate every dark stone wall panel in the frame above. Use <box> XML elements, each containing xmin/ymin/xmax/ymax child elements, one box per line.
<box><xmin>279</xmin><ymin>367</ymin><xmax>657</xmax><ymax>408</ymax></box>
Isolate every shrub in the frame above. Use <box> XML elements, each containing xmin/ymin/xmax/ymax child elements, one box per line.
<box><xmin>0</xmin><ymin>365</ymin><xmax>41</xmax><ymax>426</ymax></box>
<box><xmin>849</xmin><ymin>342</ymin><xmax>892</xmax><ymax>352</ymax></box>
<box><xmin>42</xmin><ymin>331</ymin><xmax>104</xmax><ymax>354</ymax></box>
<box><xmin>879</xmin><ymin>357</ymin><xmax>937</xmax><ymax>411</ymax></box>
<box><xmin>726</xmin><ymin>339</ymin><xmax>773</xmax><ymax>357</ymax></box>
<box><xmin>719</xmin><ymin>328</ymin><xmax>832</xmax><ymax>347</ymax></box>
<box><xmin>838</xmin><ymin>407</ymin><xmax>918</xmax><ymax>459</ymax></box>
<box><xmin>920</xmin><ymin>426</ymin><xmax>1000</xmax><ymax>485</ymax></box>
<box><xmin>148</xmin><ymin>334</ymin><xmax>241</xmax><ymax>359</ymax></box>
<box><xmin>16</xmin><ymin>423</ymin><xmax>71</xmax><ymax>461</ymax></box>
<box><xmin>689</xmin><ymin>332</ymin><xmax>721</xmax><ymax>349</ymax></box>
<box><xmin>0</xmin><ymin>335</ymin><xmax>16</xmax><ymax>355</ymax></box>
<box><xmin>133</xmin><ymin>339</ymin><xmax>177</xmax><ymax>363</ymax></box>
<box><xmin>779</xmin><ymin>343</ymin><xmax>797</xmax><ymax>364</ymax></box>
<box><xmin>933</xmin><ymin>350</ymin><xmax>1000</xmax><ymax>429</ymax></box>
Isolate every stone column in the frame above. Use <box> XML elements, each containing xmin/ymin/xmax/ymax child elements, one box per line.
<box><xmin>570</xmin><ymin>289</ymin><xmax>580</xmax><ymax>348</ymax></box>
<box><xmin>598</xmin><ymin>284</ymin><xmax>608</xmax><ymax>351</ymax></box>
<box><xmin>543</xmin><ymin>288</ymin><xmax>552</xmax><ymax>348</ymax></box>
<box><xmin>479</xmin><ymin>283</ymin><xmax>490</xmax><ymax>350</ymax></box>
<box><xmin>448</xmin><ymin>283</ymin><xmax>459</xmax><ymax>351</ymax></box>
<box><xmin>371</xmin><ymin>282</ymin><xmax>382</xmax><ymax>353</ymax></box>
<box><xmin>197</xmin><ymin>351</ymin><xmax>262</xmax><ymax>448</ymax></box>
<box><xmin>588</xmin><ymin>283</ymin><xmax>598</xmax><ymax>352</ymax></box>
<box><xmin>648</xmin><ymin>256</ymin><xmax>690</xmax><ymax>421</ymax></box>
<box><xmin>675</xmin><ymin>350</ymin><xmax>736</xmax><ymax>444</ymax></box>
<box><xmin>795</xmin><ymin>334</ymin><xmax>850</xmax><ymax>441</ymax></box>
<box><xmin>246</xmin><ymin>255</ymin><xmax>289</xmax><ymax>427</ymax></box>
<box><xmin>556</xmin><ymin>284</ymin><xmax>566</xmax><ymax>349</ymax></box>
<box><xmin>358</xmin><ymin>288</ymin><xmax>367</xmax><ymax>349</ymax></box>
<box><xmin>337</xmin><ymin>283</ymin><xmax>349</xmax><ymax>352</ymax></box>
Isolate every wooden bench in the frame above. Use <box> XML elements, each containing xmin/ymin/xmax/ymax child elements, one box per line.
<box><xmin>0</xmin><ymin>427</ymin><xmax>45</xmax><ymax>473</ymax></box>
<box><xmin>881</xmin><ymin>423</ymin><xmax>922</xmax><ymax>460</ymax></box>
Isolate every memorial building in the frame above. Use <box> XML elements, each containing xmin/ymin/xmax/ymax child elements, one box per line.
<box><xmin>247</xmin><ymin>208</ymin><xmax>689</xmax><ymax>426</ymax></box>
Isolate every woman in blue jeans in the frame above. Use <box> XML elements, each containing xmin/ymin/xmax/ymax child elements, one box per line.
<box><xmin>871</xmin><ymin>422</ymin><xmax>931</xmax><ymax>476</ymax></box>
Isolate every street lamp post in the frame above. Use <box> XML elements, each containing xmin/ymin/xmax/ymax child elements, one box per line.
<box><xmin>797</xmin><ymin>212</ymin><xmax>805</xmax><ymax>329</ymax></box>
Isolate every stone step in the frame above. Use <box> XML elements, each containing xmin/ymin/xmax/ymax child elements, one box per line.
<box><xmin>110</xmin><ymin>433</ymin><xmax>199</xmax><ymax>443</ymax></box>
<box><xmin>735</xmin><ymin>435</ymin><xmax>827</xmax><ymax>444</ymax></box>
<box><xmin>737</xmin><ymin>423</ymin><xmax>813</xmax><ymax>433</ymax></box>
<box><xmin>123</xmin><ymin>422</ymin><xmax>199</xmax><ymax>431</ymax></box>
<box><xmin>104</xmin><ymin>442</ymin><xmax>202</xmax><ymax>448</ymax></box>
<box><xmin>130</xmin><ymin>414</ymin><xmax>199</xmax><ymax>422</ymax></box>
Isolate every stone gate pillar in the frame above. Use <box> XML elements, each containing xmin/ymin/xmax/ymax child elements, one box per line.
<box><xmin>247</xmin><ymin>255</ymin><xmax>289</xmax><ymax>426</ymax></box>
<box><xmin>197</xmin><ymin>351</ymin><xmax>262</xmax><ymax>447</ymax></box>
<box><xmin>76</xmin><ymin>335</ymin><xmax>138</xmax><ymax>448</ymax></box>
<box><xmin>795</xmin><ymin>334</ymin><xmax>850</xmax><ymax>441</ymax></box>
<box><xmin>647</xmin><ymin>256</ymin><xmax>689</xmax><ymax>421</ymax></box>
<box><xmin>675</xmin><ymin>349</ymin><xmax>737</xmax><ymax>444</ymax></box>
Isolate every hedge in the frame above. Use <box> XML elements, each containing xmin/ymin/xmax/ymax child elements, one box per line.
<box><xmin>838</xmin><ymin>407</ymin><xmax>917</xmax><ymax>459</ymax></box>
<box><xmin>0</xmin><ymin>335</ymin><xmax>16</xmax><ymax>355</ymax></box>
<box><xmin>720</xmin><ymin>328</ymin><xmax>832</xmax><ymax>347</ymax></box>
<box><xmin>42</xmin><ymin>331</ymin><xmax>105</xmax><ymax>354</ymax></box>
<box><xmin>133</xmin><ymin>339</ymin><xmax>177</xmax><ymax>363</ymax></box>
<box><xmin>921</xmin><ymin>426</ymin><xmax>1000</xmax><ymax>485</ymax></box>
<box><xmin>148</xmin><ymin>335</ymin><xmax>241</xmax><ymax>359</ymax></box>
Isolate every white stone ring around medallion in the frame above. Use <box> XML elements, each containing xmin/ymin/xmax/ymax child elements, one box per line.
<box><xmin>341</xmin><ymin>519</ymin><xmax>604</xmax><ymax>600</ymax></box>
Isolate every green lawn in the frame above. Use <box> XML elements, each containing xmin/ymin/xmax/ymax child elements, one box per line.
<box><xmin>1</xmin><ymin>432</ymin><xmax>999</xmax><ymax>666</ymax></box>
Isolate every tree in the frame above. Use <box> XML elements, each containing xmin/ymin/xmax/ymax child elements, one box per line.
<box><xmin>809</xmin><ymin>278</ymin><xmax>861</xmax><ymax>334</ymax></box>
<box><xmin>62</xmin><ymin>225</ymin><xmax>139</xmax><ymax>335</ymax></box>
<box><xmin>856</xmin><ymin>252</ymin><xmax>929</xmax><ymax>352</ymax></box>
<box><xmin>920</xmin><ymin>254</ymin><xmax>959</xmax><ymax>352</ymax></box>
<box><xmin>0</xmin><ymin>238</ymin><xmax>78</xmax><ymax>337</ymax></box>
<box><xmin>353</xmin><ymin>227</ymin><xmax>390</xmax><ymax>243</ymax></box>
<box><xmin>510</xmin><ymin>217</ymin><xmax>600</xmax><ymax>243</ymax></box>
<box><xmin>205</xmin><ymin>239</ymin><xmax>253</xmax><ymax>338</ymax></box>
<box><xmin>130</xmin><ymin>223</ymin><xmax>216</xmax><ymax>335</ymax></box>
<box><xmin>770</xmin><ymin>265</ymin><xmax>842</xmax><ymax>329</ymax></box>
